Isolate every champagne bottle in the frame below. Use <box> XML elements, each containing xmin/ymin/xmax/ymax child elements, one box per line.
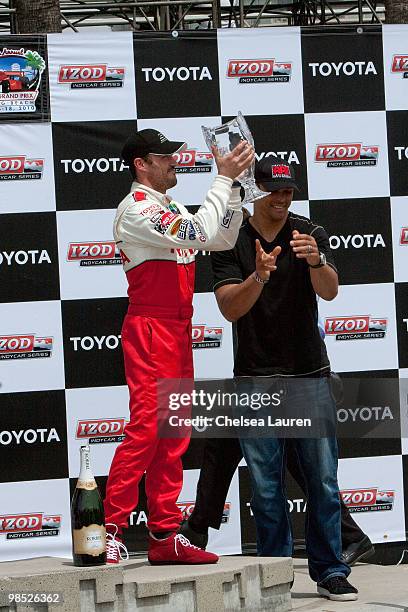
<box><xmin>71</xmin><ymin>445</ymin><xmax>106</xmax><ymax>566</ymax></box>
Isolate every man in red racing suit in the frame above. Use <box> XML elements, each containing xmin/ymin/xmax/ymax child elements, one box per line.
<box><xmin>104</xmin><ymin>128</ymin><xmax>254</xmax><ymax>565</ymax></box>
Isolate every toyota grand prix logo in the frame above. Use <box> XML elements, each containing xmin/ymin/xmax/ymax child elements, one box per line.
<box><xmin>341</xmin><ymin>488</ymin><xmax>395</xmax><ymax>513</ymax></box>
<box><xmin>0</xmin><ymin>47</ymin><xmax>46</xmax><ymax>114</ymax></box>
<box><xmin>76</xmin><ymin>418</ymin><xmax>127</xmax><ymax>444</ymax></box>
<box><xmin>315</xmin><ymin>143</ymin><xmax>379</xmax><ymax>167</ymax></box>
<box><xmin>192</xmin><ymin>325</ymin><xmax>223</xmax><ymax>349</ymax></box>
<box><xmin>58</xmin><ymin>65</ymin><xmax>125</xmax><ymax>89</ymax></box>
<box><xmin>391</xmin><ymin>55</ymin><xmax>408</xmax><ymax>78</ymax></box>
<box><xmin>173</xmin><ymin>150</ymin><xmax>213</xmax><ymax>174</ymax></box>
<box><xmin>67</xmin><ymin>241</ymin><xmax>121</xmax><ymax>266</ymax></box>
<box><xmin>0</xmin><ymin>155</ymin><xmax>44</xmax><ymax>180</ymax></box>
<box><xmin>227</xmin><ymin>59</ymin><xmax>292</xmax><ymax>83</ymax></box>
<box><xmin>400</xmin><ymin>228</ymin><xmax>408</xmax><ymax>245</ymax></box>
<box><xmin>0</xmin><ymin>334</ymin><xmax>53</xmax><ymax>360</ymax></box>
<box><xmin>0</xmin><ymin>513</ymin><xmax>62</xmax><ymax>539</ymax></box>
<box><xmin>325</xmin><ymin>316</ymin><xmax>387</xmax><ymax>341</ymax></box>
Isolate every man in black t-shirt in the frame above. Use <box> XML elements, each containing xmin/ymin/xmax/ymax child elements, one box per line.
<box><xmin>213</xmin><ymin>199</ymin><xmax>334</xmax><ymax>378</ymax></box>
<box><xmin>181</xmin><ymin>160</ymin><xmax>359</xmax><ymax>601</ymax></box>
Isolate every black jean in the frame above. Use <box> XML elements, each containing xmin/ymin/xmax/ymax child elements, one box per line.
<box><xmin>189</xmin><ymin>437</ymin><xmax>365</xmax><ymax>549</ymax></box>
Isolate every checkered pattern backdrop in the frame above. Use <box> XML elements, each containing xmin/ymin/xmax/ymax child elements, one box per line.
<box><xmin>1</xmin><ymin>25</ymin><xmax>408</xmax><ymax>563</ymax></box>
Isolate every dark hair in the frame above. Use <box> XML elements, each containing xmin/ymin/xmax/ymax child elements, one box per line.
<box><xmin>128</xmin><ymin>158</ymin><xmax>136</xmax><ymax>179</ymax></box>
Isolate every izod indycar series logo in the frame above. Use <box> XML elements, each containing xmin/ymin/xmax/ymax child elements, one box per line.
<box><xmin>391</xmin><ymin>55</ymin><xmax>408</xmax><ymax>78</ymax></box>
<box><xmin>76</xmin><ymin>418</ymin><xmax>127</xmax><ymax>444</ymax></box>
<box><xmin>177</xmin><ymin>501</ymin><xmax>231</xmax><ymax>524</ymax></box>
<box><xmin>400</xmin><ymin>228</ymin><xmax>408</xmax><ymax>245</ymax></box>
<box><xmin>192</xmin><ymin>325</ymin><xmax>223</xmax><ymax>349</ymax></box>
<box><xmin>341</xmin><ymin>488</ymin><xmax>395</xmax><ymax>513</ymax></box>
<box><xmin>67</xmin><ymin>242</ymin><xmax>121</xmax><ymax>266</ymax></box>
<box><xmin>0</xmin><ymin>334</ymin><xmax>53</xmax><ymax>360</ymax></box>
<box><xmin>315</xmin><ymin>143</ymin><xmax>379</xmax><ymax>167</ymax></box>
<box><xmin>58</xmin><ymin>64</ymin><xmax>125</xmax><ymax>88</ymax></box>
<box><xmin>173</xmin><ymin>150</ymin><xmax>213</xmax><ymax>173</ymax></box>
<box><xmin>0</xmin><ymin>513</ymin><xmax>62</xmax><ymax>539</ymax></box>
<box><xmin>58</xmin><ymin>64</ymin><xmax>125</xmax><ymax>89</ymax></box>
<box><xmin>227</xmin><ymin>59</ymin><xmax>292</xmax><ymax>83</ymax></box>
<box><xmin>325</xmin><ymin>316</ymin><xmax>387</xmax><ymax>341</ymax></box>
<box><xmin>0</xmin><ymin>155</ymin><xmax>44</xmax><ymax>180</ymax></box>
<box><xmin>0</xmin><ymin>47</ymin><xmax>46</xmax><ymax>113</ymax></box>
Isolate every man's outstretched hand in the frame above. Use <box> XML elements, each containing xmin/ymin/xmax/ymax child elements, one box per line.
<box><xmin>255</xmin><ymin>239</ymin><xmax>281</xmax><ymax>281</ymax></box>
<box><xmin>212</xmin><ymin>141</ymin><xmax>254</xmax><ymax>181</ymax></box>
<box><xmin>290</xmin><ymin>230</ymin><xmax>320</xmax><ymax>266</ymax></box>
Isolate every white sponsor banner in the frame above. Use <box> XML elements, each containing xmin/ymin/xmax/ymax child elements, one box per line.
<box><xmin>136</xmin><ymin>116</ymin><xmax>219</xmax><ymax>206</ymax></box>
<box><xmin>287</xmin><ymin>200</ymin><xmax>310</xmax><ymax>219</ymax></box>
<box><xmin>0</xmin><ymin>301</ymin><xmax>65</xmax><ymax>393</ymax></box>
<box><xmin>399</xmin><ymin>369</ymin><xmax>408</xmax><ymax>455</ymax></box>
<box><xmin>390</xmin><ymin>196</ymin><xmax>408</xmax><ymax>283</ymax></box>
<box><xmin>192</xmin><ymin>292</ymin><xmax>234</xmax><ymax>379</ymax></box>
<box><xmin>305</xmin><ymin>110</ymin><xmax>390</xmax><ymax>200</ymax></box>
<box><xmin>318</xmin><ymin>282</ymin><xmax>398</xmax><ymax>372</ymax></box>
<box><xmin>66</xmin><ymin>385</ymin><xmax>129</xmax><ymax>477</ymax></box>
<box><xmin>338</xmin><ymin>455</ymin><xmax>405</xmax><ymax>544</ymax></box>
<box><xmin>382</xmin><ymin>24</ymin><xmax>408</xmax><ymax>111</ymax></box>
<box><xmin>57</xmin><ymin>209</ymin><xmax>127</xmax><ymax>300</ymax></box>
<box><xmin>178</xmin><ymin>468</ymin><xmax>241</xmax><ymax>555</ymax></box>
<box><xmin>47</xmin><ymin>31</ymin><xmax>137</xmax><ymax>122</ymax></box>
<box><xmin>0</xmin><ymin>123</ymin><xmax>55</xmax><ymax>214</ymax></box>
<box><xmin>0</xmin><ymin>478</ymin><xmax>71</xmax><ymax>562</ymax></box>
<box><xmin>217</xmin><ymin>27</ymin><xmax>303</xmax><ymax>116</ymax></box>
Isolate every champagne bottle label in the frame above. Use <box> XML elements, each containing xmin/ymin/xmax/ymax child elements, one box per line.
<box><xmin>73</xmin><ymin>524</ymin><xmax>106</xmax><ymax>556</ymax></box>
<box><xmin>76</xmin><ymin>479</ymin><xmax>97</xmax><ymax>491</ymax></box>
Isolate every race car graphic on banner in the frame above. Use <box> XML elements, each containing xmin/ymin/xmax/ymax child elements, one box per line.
<box><xmin>0</xmin><ymin>39</ymin><xmax>49</xmax><ymax>121</ymax></box>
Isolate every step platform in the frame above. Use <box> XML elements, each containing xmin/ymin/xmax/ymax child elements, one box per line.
<box><xmin>0</xmin><ymin>555</ymin><xmax>293</xmax><ymax>612</ymax></box>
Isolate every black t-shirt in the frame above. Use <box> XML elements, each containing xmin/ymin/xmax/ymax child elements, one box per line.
<box><xmin>211</xmin><ymin>212</ymin><xmax>337</xmax><ymax>377</ymax></box>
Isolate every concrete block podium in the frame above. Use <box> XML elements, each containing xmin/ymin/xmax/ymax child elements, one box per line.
<box><xmin>0</xmin><ymin>555</ymin><xmax>293</xmax><ymax>611</ymax></box>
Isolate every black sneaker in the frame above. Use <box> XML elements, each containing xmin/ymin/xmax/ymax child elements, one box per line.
<box><xmin>317</xmin><ymin>576</ymin><xmax>358</xmax><ymax>601</ymax></box>
<box><xmin>341</xmin><ymin>535</ymin><xmax>375</xmax><ymax>566</ymax></box>
<box><xmin>178</xmin><ymin>519</ymin><xmax>208</xmax><ymax>550</ymax></box>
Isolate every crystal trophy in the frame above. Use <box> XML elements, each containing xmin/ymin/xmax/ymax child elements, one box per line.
<box><xmin>202</xmin><ymin>111</ymin><xmax>265</xmax><ymax>204</ymax></box>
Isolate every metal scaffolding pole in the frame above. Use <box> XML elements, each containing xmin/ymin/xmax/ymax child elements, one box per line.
<box><xmin>0</xmin><ymin>0</ymin><xmax>385</xmax><ymax>33</ymax></box>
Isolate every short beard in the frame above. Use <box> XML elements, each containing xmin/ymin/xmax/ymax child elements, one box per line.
<box><xmin>167</xmin><ymin>174</ymin><xmax>177</xmax><ymax>189</ymax></box>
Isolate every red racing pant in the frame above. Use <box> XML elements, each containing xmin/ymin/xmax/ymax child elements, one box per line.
<box><xmin>104</xmin><ymin>312</ymin><xmax>192</xmax><ymax>533</ymax></box>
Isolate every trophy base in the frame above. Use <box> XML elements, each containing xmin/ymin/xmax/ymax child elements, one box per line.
<box><xmin>241</xmin><ymin>183</ymin><xmax>266</xmax><ymax>205</ymax></box>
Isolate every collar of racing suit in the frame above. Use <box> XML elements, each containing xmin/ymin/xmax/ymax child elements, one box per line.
<box><xmin>130</xmin><ymin>181</ymin><xmax>172</xmax><ymax>208</ymax></box>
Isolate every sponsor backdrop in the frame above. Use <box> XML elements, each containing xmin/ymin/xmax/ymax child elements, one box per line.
<box><xmin>0</xmin><ymin>24</ymin><xmax>407</xmax><ymax>563</ymax></box>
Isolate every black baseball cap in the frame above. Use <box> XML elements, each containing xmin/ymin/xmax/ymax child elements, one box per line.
<box><xmin>255</xmin><ymin>159</ymin><xmax>299</xmax><ymax>192</ymax></box>
<box><xmin>121</xmin><ymin>129</ymin><xmax>186</xmax><ymax>165</ymax></box>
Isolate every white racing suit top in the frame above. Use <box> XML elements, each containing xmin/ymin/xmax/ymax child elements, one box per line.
<box><xmin>114</xmin><ymin>175</ymin><xmax>242</xmax><ymax>319</ymax></box>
